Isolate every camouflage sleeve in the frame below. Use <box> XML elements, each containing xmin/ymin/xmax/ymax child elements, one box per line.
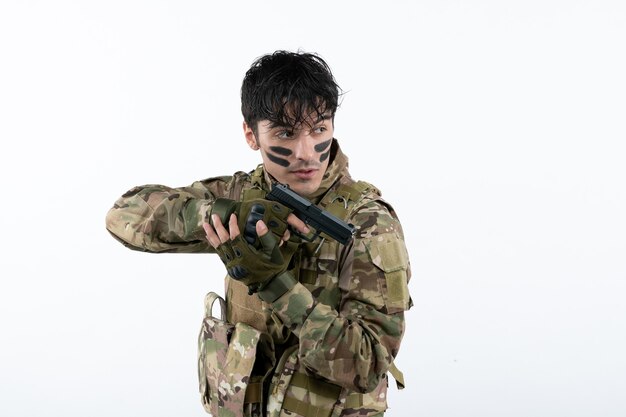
<box><xmin>105</xmin><ymin>175</ymin><xmax>239</xmax><ymax>253</ymax></box>
<box><xmin>269</xmin><ymin>199</ymin><xmax>412</xmax><ymax>393</ymax></box>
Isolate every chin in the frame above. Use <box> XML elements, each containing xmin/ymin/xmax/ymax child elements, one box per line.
<box><xmin>290</xmin><ymin>182</ymin><xmax>319</xmax><ymax>197</ymax></box>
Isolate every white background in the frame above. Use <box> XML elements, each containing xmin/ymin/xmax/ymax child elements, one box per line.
<box><xmin>1</xmin><ymin>1</ymin><xmax>625</xmax><ymax>416</ymax></box>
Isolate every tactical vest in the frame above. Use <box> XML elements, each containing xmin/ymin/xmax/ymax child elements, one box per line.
<box><xmin>212</xmin><ymin>166</ymin><xmax>404</xmax><ymax>417</ymax></box>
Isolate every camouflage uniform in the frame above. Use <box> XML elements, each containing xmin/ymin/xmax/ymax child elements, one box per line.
<box><xmin>106</xmin><ymin>139</ymin><xmax>412</xmax><ymax>417</ymax></box>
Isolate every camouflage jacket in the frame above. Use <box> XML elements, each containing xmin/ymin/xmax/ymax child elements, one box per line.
<box><xmin>106</xmin><ymin>140</ymin><xmax>412</xmax><ymax>417</ymax></box>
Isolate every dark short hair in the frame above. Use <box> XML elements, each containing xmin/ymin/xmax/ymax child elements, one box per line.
<box><xmin>241</xmin><ymin>50</ymin><xmax>341</xmax><ymax>135</ymax></box>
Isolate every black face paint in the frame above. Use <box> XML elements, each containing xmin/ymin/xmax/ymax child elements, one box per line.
<box><xmin>267</xmin><ymin>146</ymin><xmax>292</xmax><ymax>167</ymax></box>
<box><xmin>269</xmin><ymin>146</ymin><xmax>292</xmax><ymax>156</ymax></box>
<box><xmin>315</xmin><ymin>138</ymin><xmax>333</xmax><ymax>163</ymax></box>
<box><xmin>314</xmin><ymin>139</ymin><xmax>332</xmax><ymax>153</ymax></box>
<box><xmin>267</xmin><ymin>153</ymin><xmax>290</xmax><ymax>167</ymax></box>
<box><xmin>266</xmin><ymin>138</ymin><xmax>332</xmax><ymax>167</ymax></box>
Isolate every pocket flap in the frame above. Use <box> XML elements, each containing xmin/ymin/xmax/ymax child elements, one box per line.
<box><xmin>365</xmin><ymin>235</ymin><xmax>408</xmax><ymax>273</ymax></box>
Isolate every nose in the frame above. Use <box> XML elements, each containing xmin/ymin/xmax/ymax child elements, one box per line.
<box><xmin>292</xmin><ymin>133</ymin><xmax>315</xmax><ymax>162</ymax></box>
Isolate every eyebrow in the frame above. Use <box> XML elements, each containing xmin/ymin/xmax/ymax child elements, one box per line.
<box><xmin>268</xmin><ymin>113</ymin><xmax>332</xmax><ymax>130</ymax></box>
<box><xmin>312</xmin><ymin>113</ymin><xmax>332</xmax><ymax>123</ymax></box>
<box><xmin>312</xmin><ymin>113</ymin><xmax>332</xmax><ymax>124</ymax></box>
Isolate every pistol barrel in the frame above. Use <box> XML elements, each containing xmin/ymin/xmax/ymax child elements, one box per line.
<box><xmin>267</xmin><ymin>183</ymin><xmax>355</xmax><ymax>245</ymax></box>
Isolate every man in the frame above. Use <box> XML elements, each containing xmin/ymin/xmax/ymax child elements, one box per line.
<box><xmin>106</xmin><ymin>50</ymin><xmax>412</xmax><ymax>417</ymax></box>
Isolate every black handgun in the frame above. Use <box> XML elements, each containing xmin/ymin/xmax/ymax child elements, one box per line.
<box><xmin>266</xmin><ymin>182</ymin><xmax>356</xmax><ymax>245</ymax></box>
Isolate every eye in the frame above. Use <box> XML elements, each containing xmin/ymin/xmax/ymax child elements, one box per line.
<box><xmin>276</xmin><ymin>130</ymin><xmax>294</xmax><ymax>139</ymax></box>
<box><xmin>312</xmin><ymin>125</ymin><xmax>327</xmax><ymax>135</ymax></box>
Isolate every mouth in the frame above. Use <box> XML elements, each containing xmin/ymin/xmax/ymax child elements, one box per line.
<box><xmin>291</xmin><ymin>169</ymin><xmax>318</xmax><ymax>180</ymax></box>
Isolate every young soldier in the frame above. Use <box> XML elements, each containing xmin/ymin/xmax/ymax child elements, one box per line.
<box><xmin>106</xmin><ymin>50</ymin><xmax>412</xmax><ymax>417</ymax></box>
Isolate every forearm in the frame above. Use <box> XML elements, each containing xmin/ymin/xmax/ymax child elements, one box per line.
<box><xmin>106</xmin><ymin>181</ymin><xmax>223</xmax><ymax>253</ymax></box>
<box><xmin>269</xmin><ymin>281</ymin><xmax>404</xmax><ymax>393</ymax></box>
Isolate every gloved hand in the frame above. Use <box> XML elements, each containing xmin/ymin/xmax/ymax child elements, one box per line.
<box><xmin>210</xmin><ymin>198</ymin><xmax>292</xmax><ymax>246</ymax></box>
<box><xmin>204</xmin><ymin>198</ymin><xmax>300</xmax><ymax>294</ymax></box>
<box><xmin>215</xmin><ymin>224</ymin><xmax>298</xmax><ymax>293</ymax></box>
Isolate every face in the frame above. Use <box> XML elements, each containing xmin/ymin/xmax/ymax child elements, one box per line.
<box><xmin>244</xmin><ymin>113</ymin><xmax>334</xmax><ymax>197</ymax></box>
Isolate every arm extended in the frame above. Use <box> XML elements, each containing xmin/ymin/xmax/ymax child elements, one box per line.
<box><xmin>105</xmin><ymin>175</ymin><xmax>242</xmax><ymax>253</ymax></box>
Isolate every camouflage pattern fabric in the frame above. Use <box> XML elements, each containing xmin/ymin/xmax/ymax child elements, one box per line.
<box><xmin>106</xmin><ymin>139</ymin><xmax>412</xmax><ymax>416</ymax></box>
<box><xmin>198</xmin><ymin>292</ymin><xmax>272</xmax><ymax>417</ymax></box>
<box><xmin>266</xmin><ymin>346</ymin><xmax>299</xmax><ymax>417</ymax></box>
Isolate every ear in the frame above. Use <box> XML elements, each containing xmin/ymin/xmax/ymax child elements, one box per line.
<box><xmin>243</xmin><ymin>122</ymin><xmax>259</xmax><ymax>150</ymax></box>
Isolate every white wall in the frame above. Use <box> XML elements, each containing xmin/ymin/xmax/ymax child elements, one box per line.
<box><xmin>1</xmin><ymin>1</ymin><xmax>625</xmax><ymax>416</ymax></box>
